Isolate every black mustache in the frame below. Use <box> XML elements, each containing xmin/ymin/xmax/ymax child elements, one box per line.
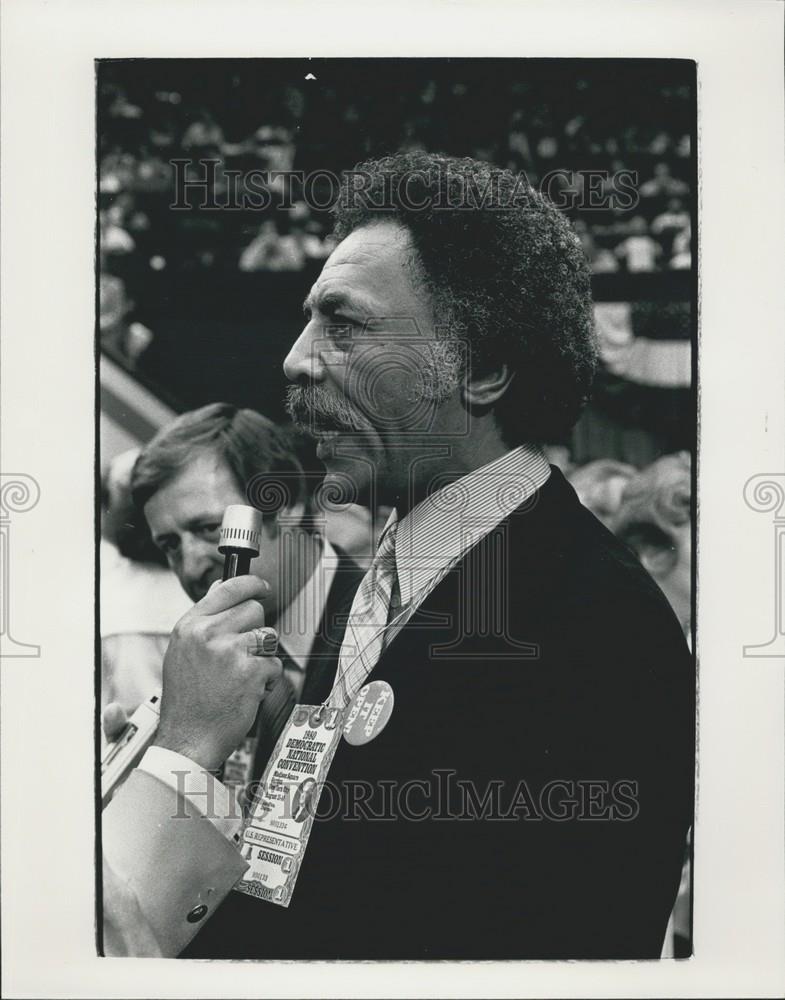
<box><xmin>285</xmin><ymin>385</ymin><xmax>368</xmax><ymax>434</ymax></box>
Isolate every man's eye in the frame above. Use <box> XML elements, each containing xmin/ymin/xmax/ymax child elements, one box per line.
<box><xmin>157</xmin><ymin>537</ymin><xmax>178</xmax><ymax>555</ymax></box>
<box><xmin>198</xmin><ymin>523</ymin><xmax>221</xmax><ymax>540</ymax></box>
<box><xmin>327</xmin><ymin>321</ymin><xmax>354</xmax><ymax>344</ymax></box>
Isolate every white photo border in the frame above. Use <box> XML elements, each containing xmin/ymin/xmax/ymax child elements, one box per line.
<box><xmin>1</xmin><ymin>0</ymin><xmax>783</xmax><ymax>996</ymax></box>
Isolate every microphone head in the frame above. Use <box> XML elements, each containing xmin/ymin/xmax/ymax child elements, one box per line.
<box><xmin>218</xmin><ymin>504</ymin><xmax>264</xmax><ymax>556</ymax></box>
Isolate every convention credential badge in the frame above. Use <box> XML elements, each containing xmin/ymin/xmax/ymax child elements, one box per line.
<box><xmin>235</xmin><ymin>704</ymin><xmax>344</xmax><ymax>907</ymax></box>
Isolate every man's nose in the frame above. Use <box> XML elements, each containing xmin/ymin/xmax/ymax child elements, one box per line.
<box><xmin>179</xmin><ymin>536</ymin><xmax>218</xmax><ymax>586</ymax></box>
<box><xmin>283</xmin><ymin>322</ymin><xmax>326</xmax><ymax>384</ymax></box>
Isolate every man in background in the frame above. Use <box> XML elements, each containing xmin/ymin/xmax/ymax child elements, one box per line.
<box><xmin>103</xmin><ymin>402</ymin><xmax>365</xmax><ymax>793</ymax></box>
<box><xmin>101</xmin><ymin>448</ymin><xmax>191</xmax><ymax>715</ymax></box>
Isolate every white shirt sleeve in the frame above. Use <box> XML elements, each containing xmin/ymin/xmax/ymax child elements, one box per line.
<box><xmin>138</xmin><ymin>746</ymin><xmax>243</xmax><ymax>843</ymax></box>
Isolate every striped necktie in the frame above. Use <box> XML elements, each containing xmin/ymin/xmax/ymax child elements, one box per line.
<box><xmin>330</xmin><ymin>514</ymin><xmax>399</xmax><ymax>708</ymax></box>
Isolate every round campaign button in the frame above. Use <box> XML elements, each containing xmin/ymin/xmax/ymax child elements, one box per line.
<box><xmin>292</xmin><ymin>706</ymin><xmax>310</xmax><ymax>727</ymax></box>
<box><xmin>343</xmin><ymin>680</ymin><xmax>395</xmax><ymax>746</ymax></box>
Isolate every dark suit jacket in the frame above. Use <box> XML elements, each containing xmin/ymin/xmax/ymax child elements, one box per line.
<box><xmin>184</xmin><ymin>468</ymin><xmax>695</xmax><ymax>960</ymax></box>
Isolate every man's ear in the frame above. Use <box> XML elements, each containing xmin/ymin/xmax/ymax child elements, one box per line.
<box><xmin>461</xmin><ymin>364</ymin><xmax>515</xmax><ymax>409</ymax></box>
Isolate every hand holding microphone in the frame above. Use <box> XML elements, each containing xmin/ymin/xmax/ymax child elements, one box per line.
<box><xmin>101</xmin><ymin>505</ymin><xmax>282</xmax><ymax>799</ymax></box>
<box><xmin>153</xmin><ymin>571</ymin><xmax>281</xmax><ymax>771</ymax></box>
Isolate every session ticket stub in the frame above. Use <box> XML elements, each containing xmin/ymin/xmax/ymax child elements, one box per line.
<box><xmin>235</xmin><ymin>704</ymin><xmax>344</xmax><ymax>907</ymax></box>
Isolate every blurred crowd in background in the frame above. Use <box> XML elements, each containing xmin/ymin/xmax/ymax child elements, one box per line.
<box><xmin>99</xmin><ymin>59</ymin><xmax>692</xmax><ymax>279</ymax></box>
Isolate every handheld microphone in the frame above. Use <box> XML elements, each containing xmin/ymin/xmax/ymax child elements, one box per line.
<box><xmin>219</xmin><ymin>504</ymin><xmax>264</xmax><ymax>580</ymax></box>
<box><xmin>100</xmin><ymin>504</ymin><xmax>264</xmax><ymax>806</ymax></box>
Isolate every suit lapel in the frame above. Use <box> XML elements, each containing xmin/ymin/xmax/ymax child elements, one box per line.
<box><xmin>369</xmin><ymin>467</ymin><xmax>580</xmax><ymax>675</ymax></box>
<box><xmin>305</xmin><ymin>469</ymin><xmax>579</xmax><ymax>698</ymax></box>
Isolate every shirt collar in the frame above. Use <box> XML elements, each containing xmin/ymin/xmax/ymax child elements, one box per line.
<box><xmin>393</xmin><ymin>445</ymin><xmax>551</xmax><ymax>606</ymax></box>
<box><xmin>276</xmin><ymin>535</ymin><xmax>338</xmax><ymax>670</ymax></box>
